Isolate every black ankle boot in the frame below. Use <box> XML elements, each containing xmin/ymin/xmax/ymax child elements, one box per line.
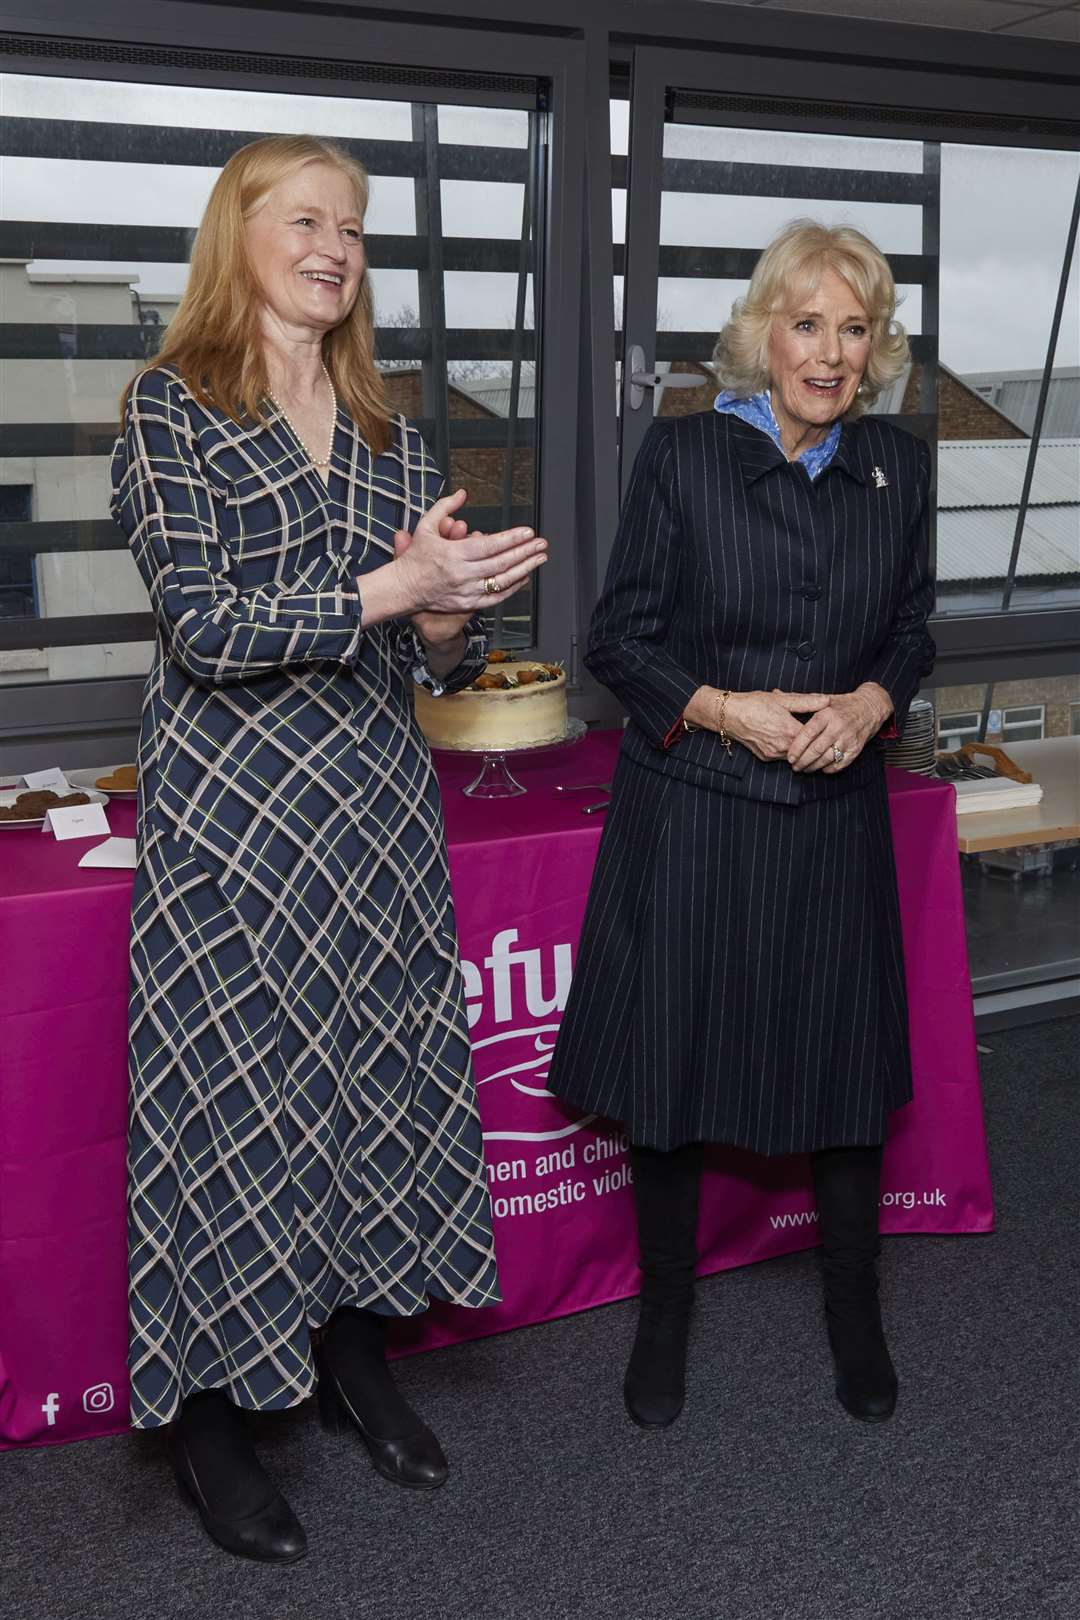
<box><xmin>623</xmin><ymin>1141</ymin><xmax>703</xmax><ymax>1430</ymax></box>
<box><xmin>170</xmin><ymin>1389</ymin><xmax>307</xmax><ymax>1563</ymax></box>
<box><xmin>318</xmin><ymin>1308</ymin><xmax>448</xmax><ymax>1489</ymax></box>
<box><xmin>811</xmin><ymin>1145</ymin><xmax>898</xmax><ymax>1423</ymax></box>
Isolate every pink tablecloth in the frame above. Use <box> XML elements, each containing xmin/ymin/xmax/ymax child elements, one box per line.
<box><xmin>0</xmin><ymin>733</ymin><xmax>991</xmax><ymax>1448</ymax></box>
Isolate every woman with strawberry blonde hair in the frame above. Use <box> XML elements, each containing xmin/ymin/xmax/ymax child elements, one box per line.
<box><xmin>113</xmin><ymin>134</ymin><xmax>546</xmax><ymax>1562</ymax></box>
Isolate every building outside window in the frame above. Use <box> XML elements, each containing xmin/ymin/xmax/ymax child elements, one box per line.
<box><xmin>937</xmin><ymin>711</ymin><xmax>981</xmax><ymax>750</ymax></box>
<box><xmin>1000</xmin><ymin>704</ymin><xmax>1046</xmax><ymax>743</ymax></box>
<box><xmin>938</xmin><ymin>703</ymin><xmax>1047</xmax><ymax>748</ymax></box>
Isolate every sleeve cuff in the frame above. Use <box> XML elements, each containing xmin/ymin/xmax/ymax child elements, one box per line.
<box><xmin>663</xmin><ymin>713</ymin><xmax>691</xmax><ymax>750</ymax></box>
<box><xmin>403</xmin><ymin>618</ymin><xmax>487</xmax><ymax>696</ymax></box>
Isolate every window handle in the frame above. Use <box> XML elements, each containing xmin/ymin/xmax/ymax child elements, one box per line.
<box><xmin>627</xmin><ymin>345</ymin><xmax>712</xmax><ymax>409</ymax></box>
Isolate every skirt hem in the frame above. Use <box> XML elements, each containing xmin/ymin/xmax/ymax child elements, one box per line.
<box><xmin>549</xmin><ymin>1091</ymin><xmax>910</xmax><ymax>1157</ymax></box>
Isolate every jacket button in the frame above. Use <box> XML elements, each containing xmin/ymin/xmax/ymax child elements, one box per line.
<box><xmin>801</xmin><ymin>584</ymin><xmax>822</xmax><ymax>600</ymax></box>
<box><xmin>795</xmin><ymin>640</ymin><xmax>817</xmax><ymax>660</ymax></box>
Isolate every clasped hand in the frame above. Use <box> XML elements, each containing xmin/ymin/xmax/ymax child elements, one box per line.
<box><xmin>393</xmin><ymin>488</ymin><xmax>547</xmax><ymax>647</ymax></box>
<box><xmin>719</xmin><ymin>685</ymin><xmax>892</xmax><ymax>773</ymax></box>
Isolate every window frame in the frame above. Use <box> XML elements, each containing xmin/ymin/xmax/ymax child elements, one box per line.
<box><xmin>1</xmin><ymin>0</ymin><xmax>1079</xmax><ymax>763</ymax></box>
<box><xmin>937</xmin><ymin>711</ymin><xmax>981</xmax><ymax>747</ymax></box>
<box><xmin>606</xmin><ymin>41</ymin><xmax>1080</xmax><ymax>695</ymax></box>
<box><xmin>1001</xmin><ymin>703</ymin><xmax>1046</xmax><ymax>741</ymax></box>
<box><xmin>0</xmin><ymin>3</ymin><xmax>587</xmax><ymax>764</ymax></box>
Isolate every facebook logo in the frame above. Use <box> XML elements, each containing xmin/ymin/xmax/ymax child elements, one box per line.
<box><xmin>41</xmin><ymin>1393</ymin><xmax>60</xmax><ymax>1427</ymax></box>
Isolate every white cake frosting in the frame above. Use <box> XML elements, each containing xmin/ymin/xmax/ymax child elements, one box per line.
<box><xmin>414</xmin><ymin>657</ymin><xmax>568</xmax><ymax>752</ymax></box>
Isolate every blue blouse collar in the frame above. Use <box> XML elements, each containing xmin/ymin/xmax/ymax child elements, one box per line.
<box><xmin>713</xmin><ymin>389</ymin><xmax>842</xmax><ymax>481</ymax></box>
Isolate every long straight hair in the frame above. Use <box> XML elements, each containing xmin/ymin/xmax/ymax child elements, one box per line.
<box><xmin>124</xmin><ymin>134</ymin><xmax>391</xmax><ymax>455</ymax></box>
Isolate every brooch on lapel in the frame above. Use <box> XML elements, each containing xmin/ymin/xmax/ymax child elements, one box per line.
<box><xmin>872</xmin><ymin>466</ymin><xmax>889</xmax><ymax>490</ymax></box>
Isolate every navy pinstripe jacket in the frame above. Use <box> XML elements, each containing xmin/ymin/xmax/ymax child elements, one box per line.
<box><xmin>587</xmin><ymin>410</ymin><xmax>936</xmax><ymax>804</ymax></box>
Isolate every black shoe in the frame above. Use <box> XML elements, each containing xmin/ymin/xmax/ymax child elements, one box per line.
<box><xmin>624</xmin><ymin>1141</ymin><xmax>703</xmax><ymax>1431</ymax></box>
<box><xmin>623</xmin><ymin>1296</ymin><xmax>693</xmax><ymax>1429</ymax></box>
<box><xmin>317</xmin><ymin>1313</ymin><xmax>448</xmax><ymax>1490</ymax></box>
<box><xmin>812</xmin><ymin>1144</ymin><xmax>898</xmax><ymax>1424</ymax></box>
<box><xmin>826</xmin><ymin>1300</ymin><xmax>898</xmax><ymax>1423</ymax></box>
<box><xmin>170</xmin><ymin>1392</ymin><xmax>307</xmax><ymax>1563</ymax></box>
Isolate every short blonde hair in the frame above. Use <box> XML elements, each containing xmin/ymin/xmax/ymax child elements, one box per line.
<box><xmin>712</xmin><ymin>219</ymin><xmax>909</xmax><ymax>418</ymax></box>
<box><xmin>124</xmin><ymin>134</ymin><xmax>391</xmax><ymax>455</ymax></box>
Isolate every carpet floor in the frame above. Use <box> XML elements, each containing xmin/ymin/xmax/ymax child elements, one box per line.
<box><xmin>1</xmin><ymin>1017</ymin><xmax>1076</xmax><ymax>1620</ymax></box>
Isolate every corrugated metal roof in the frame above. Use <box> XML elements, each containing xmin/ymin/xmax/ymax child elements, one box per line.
<box><xmin>937</xmin><ymin>506</ymin><xmax>1079</xmax><ymax>582</ymax></box>
<box><xmin>456</xmin><ymin>370</ymin><xmax>536</xmax><ymax>419</ymax></box>
<box><xmin>937</xmin><ymin>438</ymin><xmax>1079</xmax><ymax>509</ymax></box>
<box><xmin>454</xmin><ymin>383</ymin><xmax>536</xmax><ymax>418</ymax></box>
<box><xmin>997</xmin><ymin>378</ymin><xmax>1080</xmax><ymax>438</ymax></box>
<box><xmin>961</xmin><ymin>369</ymin><xmax>1080</xmax><ymax>438</ymax></box>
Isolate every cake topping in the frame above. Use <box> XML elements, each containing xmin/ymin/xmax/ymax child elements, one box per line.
<box><xmin>466</xmin><ymin>655</ymin><xmax>564</xmax><ymax>692</ymax></box>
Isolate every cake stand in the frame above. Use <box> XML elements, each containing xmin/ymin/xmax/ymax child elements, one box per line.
<box><xmin>433</xmin><ymin>717</ymin><xmax>587</xmax><ymax>798</ymax></box>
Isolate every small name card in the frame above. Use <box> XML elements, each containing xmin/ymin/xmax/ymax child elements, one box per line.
<box><xmin>78</xmin><ymin>836</ymin><xmax>137</xmax><ymax>869</ymax></box>
<box><xmin>43</xmin><ymin>801</ymin><xmax>110</xmax><ymax>841</ymax></box>
<box><xmin>22</xmin><ymin>766</ymin><xmax>72</xmax><ymax>794</ymax></box>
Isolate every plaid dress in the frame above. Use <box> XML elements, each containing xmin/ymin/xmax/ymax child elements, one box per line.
<box><xmin>111</xmin><ymin>366</ymin><xmax>499</xmax><ymax>1429</ymax></box>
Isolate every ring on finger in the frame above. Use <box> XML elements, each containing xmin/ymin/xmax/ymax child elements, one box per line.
<box><xmin>483</xmin><ymin>575</ymin><xmax>500</xmax><ymax>595</ymax></box>
<box><xmin>832</xmin><ymin>743</ymin><xmax>846</xmax><ymax>765</ymax></box>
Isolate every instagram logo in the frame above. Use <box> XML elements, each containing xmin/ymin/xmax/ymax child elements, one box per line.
<box><xmin>82</xmin><ymin>1382</ymin><xmax>115</xmax><ymax>1414</ymax></box>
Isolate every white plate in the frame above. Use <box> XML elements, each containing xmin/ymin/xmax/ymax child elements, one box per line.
<box><xmin>67</xmin><ymin>765</ymin><xmax>139</xmax><ymax>798</ymax></box>
<box><xmin>0</xmin><ymin>785</ymin><xmax>109</xmax><ymax>828</ymax></box>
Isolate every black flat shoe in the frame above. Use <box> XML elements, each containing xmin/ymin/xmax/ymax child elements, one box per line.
<box><xmin>623</xmin><ymin>1298</ymin><xmax>693</xmax><ymax>1430</ymax></box>
<box><xmin>171</xmin><ymin>1431</ymin><xmax>307</xmax><ymax>1563</ymax></box>
<box><xmin>317</xmin><ymin>1351</ymin><xmax>449</xmax><ymax>1490</ymax></box>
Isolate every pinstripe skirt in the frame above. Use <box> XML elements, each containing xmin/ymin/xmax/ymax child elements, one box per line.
<box><xmin>547</xmin><ymin>756</ymin><xmax>913</xmax><ymax>1155</ymax></box>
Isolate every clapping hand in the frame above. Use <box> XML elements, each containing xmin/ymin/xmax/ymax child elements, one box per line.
<box><xmin>393</xmin><ymin>488</ymin><xmax>547</xmax><ymax>648</ymax></box>
<box><xmin>393</xmin><ymin>496</ymin><xmax>472</xmax><ymax>649</ymax></box>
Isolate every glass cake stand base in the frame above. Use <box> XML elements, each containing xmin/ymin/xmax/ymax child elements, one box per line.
<box><xmin>436</xmin><ymin>717</ymin><xmax>587</xmax><ymax>798</ymax></box>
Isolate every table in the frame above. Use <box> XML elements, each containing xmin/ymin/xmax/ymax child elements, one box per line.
<box><xmin>955</xmin><ymin>736</ymin><xmax>1080</xmax><ymax>855</ymax></box>
<box><xmin>0</xmin><ymin>734</ymin><xmax>992</xmax><ymax>1449</ymax></box>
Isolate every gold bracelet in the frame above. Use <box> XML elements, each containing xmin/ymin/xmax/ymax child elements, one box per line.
<box><xmin>716</xmin><ymin>688</ymin><xmax>733</xmax><ymax>755</ymax></box>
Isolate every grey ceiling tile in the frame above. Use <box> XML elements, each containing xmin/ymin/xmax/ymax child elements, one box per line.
<box><xmin>995</xmin><ymin>8</ymin><xmax>1080</xmax><ymax>37</ymax></box>
<box><xmin>751</xmin><ymin>0</ymin><xmax>1045</xmax><ymax>27</ymax></box>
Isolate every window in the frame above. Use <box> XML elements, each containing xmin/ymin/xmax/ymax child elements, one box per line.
<box><xmin>937</xmin><ymin>701</ymin><xmax>1048</xmax><ymax>746</ymax></box>
<box><xmin>1001</xmin><ymin>704</ymin><xmax>1045</xmax><ymax>742</ymax></box>
<box><xmin>938</xmin><ymin>711</ymin><xmax>980</xmax><ymax>749</ymax></box>
<box><xmin>0</xmin><ymin>68</ymin><xmax>546</xmax><ymax>689</ymax></box>
<box><xmin>935</xmin><ymin>144</ymin><xmax>1080</xmax><ymax>620</ymax></box>
<box><xmin>615</xmin><ymin>115</ymin><xmax>931</xmax><ymax>484</ymax></box>
<box><xmin>611</xmin><ymin>77</ymin><xmax>1080</xmax><ymax>642</ymax></box>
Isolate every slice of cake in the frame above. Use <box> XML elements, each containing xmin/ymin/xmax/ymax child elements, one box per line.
<box><xmin>414</xmin><ymin>652</ymin><xmax>567</xmax><ymax>752</ymax></box>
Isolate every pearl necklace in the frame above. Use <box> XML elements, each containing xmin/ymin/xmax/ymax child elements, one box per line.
<box><xmin>269</xmin><ymin>361</ymin><xmax>337</xmax><ymax>468</ymax></box>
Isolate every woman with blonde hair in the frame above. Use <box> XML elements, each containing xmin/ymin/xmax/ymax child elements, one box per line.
<box><xmin>549</xmin><ymin>220</ymin><xmax>934</xmax><ymax>1433</ymax></box>
<box><xmin>112</xmin><ymin>134</ymin><xmax>546</xmax><ymax>1561</ymax></box>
